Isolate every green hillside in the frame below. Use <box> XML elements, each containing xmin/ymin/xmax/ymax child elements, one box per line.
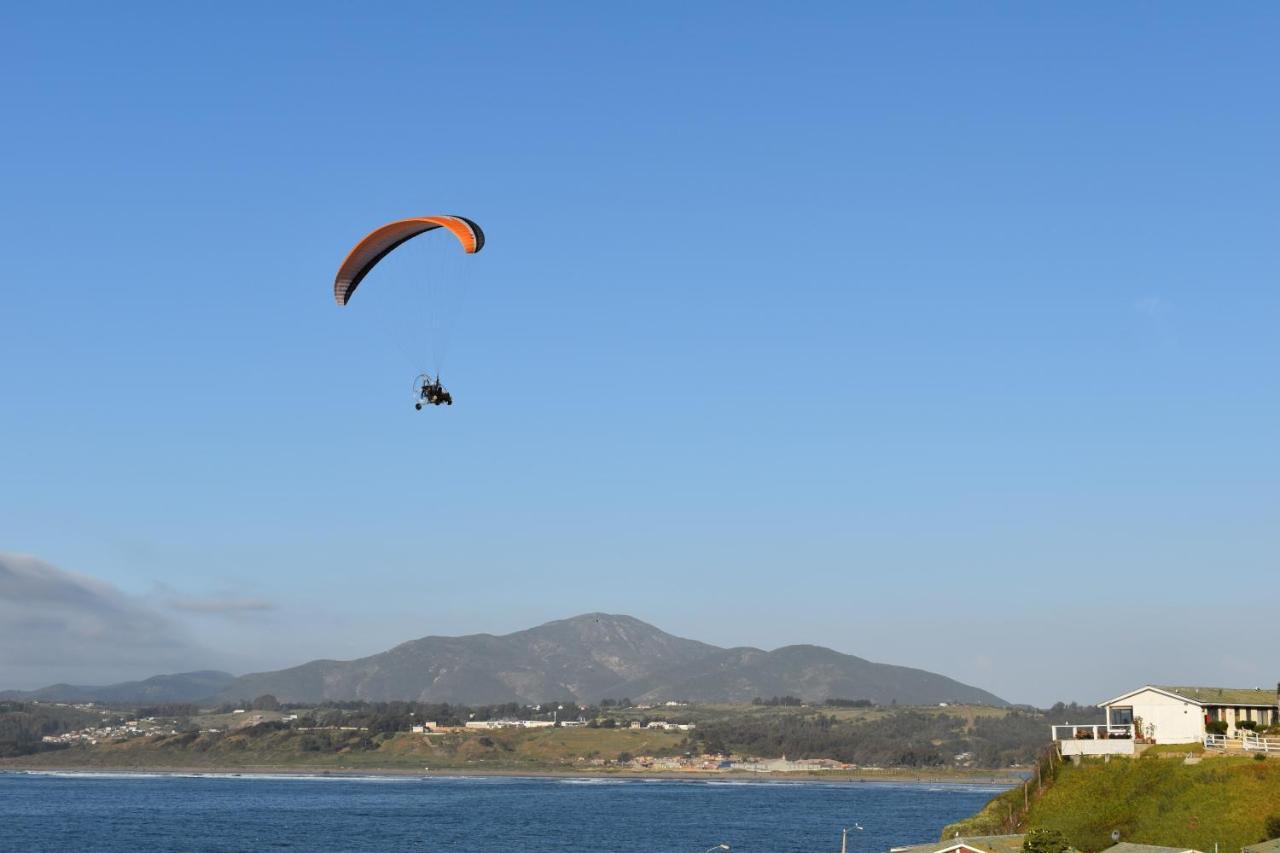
<box><xmin>946</xmin><ymin>755</ymin><xmax>1280</xmax><ymax>852</ymax></box>
<box><xmin>5</xmin><ymin>725</ymin><xmax>689</xmax><ymax>773</ymax></box>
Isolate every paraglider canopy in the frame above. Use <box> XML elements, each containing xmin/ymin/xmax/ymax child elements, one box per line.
<box><xmin>333</xmin><ymin>215</ymin><xmax>485</xmax><ymax>306</ymax></box>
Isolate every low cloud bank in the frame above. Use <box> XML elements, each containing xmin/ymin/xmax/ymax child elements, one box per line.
<box><xmin>0</xmin><ymin>552</ymin><xmax>207</xmax><ymax>689</ymax></box>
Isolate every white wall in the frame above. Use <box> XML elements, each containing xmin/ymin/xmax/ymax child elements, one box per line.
<box><xmin>1061</xmin><ymin>739</ymin><xmax>1135</xmax><ymax>756</ymax></box>
<box><xmin>1109</xmin><ymin>689</ymin><xmax>1203</xmax><ymax>744</ymax></box>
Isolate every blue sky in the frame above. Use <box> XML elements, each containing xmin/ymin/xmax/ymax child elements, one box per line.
<box><xmin>2</xmin><ymin>3</ymin><xmax>1277</xmax><ymax>704</ymax></box>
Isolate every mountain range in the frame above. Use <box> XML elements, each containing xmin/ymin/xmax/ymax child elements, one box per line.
<box><xmin>2</xmin><ymin>614</ymin><xmax>1006</xmax><ymax>707</ymax></box>
<box><xmin>0</xmin><ymin>670</ymin><xmax>236</xmax><ymax>705</ymax></box>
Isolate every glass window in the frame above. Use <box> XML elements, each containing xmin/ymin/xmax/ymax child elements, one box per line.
<box><xmin>1110</xmin><ymin>707</ymin><xmax>1133</xmax><ymax>725</ymax></box>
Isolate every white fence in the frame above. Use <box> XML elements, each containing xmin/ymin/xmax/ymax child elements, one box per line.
<box><xmin>1243</xmin><ymin>732</ymin><xmax>1280</xmax><ymax>753</ymax></box>
<box><xmin>1051</xmin><ymin>724</ymin><xmax>1133</xmax><ymax>741</ymax></box>
<box><xmin>1203</xmin><ymin>732</ymin><xmax>1280</xmax><ymax>752</ymax></box>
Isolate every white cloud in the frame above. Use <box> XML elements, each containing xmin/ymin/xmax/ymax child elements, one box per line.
<box><xmin>0</xmin><ymin>552</ymin><xmax>209</xmax><ymax>689</ymax></box>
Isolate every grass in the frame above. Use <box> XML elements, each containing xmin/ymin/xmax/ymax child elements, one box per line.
<box><xmin>2</xmin><ymin>724</ymin><xmax>1022</xmax><ymax>785</ymax></box>
<box><xmin>1140</xmin><ymin>743</ymin><xmax>1205</xmax><ymax>756</ymax></box>
<box><xmin>1</xmin><ymin>726</ymin><xmax>690</xmax><ymax>772</ymax></box>
<box><xmin>651</xmin><ymin>703</ymin><xmax>1010</xmax><ymax>727</ymax></box>
<box><xmin>948</xmin><ymin>754</ymin><xmax>1280</xmax><ymax>852</ymax></box>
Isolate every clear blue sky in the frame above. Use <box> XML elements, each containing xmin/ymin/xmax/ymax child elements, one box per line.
<box><xmin>2</xmin><ymin>3</ymin><xmax>1277</xmax><ymax>704</ymax></box>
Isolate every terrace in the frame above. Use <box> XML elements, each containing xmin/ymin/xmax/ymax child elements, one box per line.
<box><xmin>1050</xmin><ymin>723</ymin><xmax>1135</xmax><ymax>756</ymax></box>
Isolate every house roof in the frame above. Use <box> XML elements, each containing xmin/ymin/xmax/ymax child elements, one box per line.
<box><xmin>1154</xmin><ymin>686</ymin><xmax>1277</xmax><ymax>707</ymax></box>
<box><xmin>1102</xmin><ymin>844</ymin><xmax>1204</xmax><ymax>853</ymax></box>
<box><xmin>1101</xmin><ymin>685</ymin><xmax>1278</xmax><ymax>708</ymax></box>
<box><xmin>1242</xmin><ymin>840</ymin><xmax>1280</xmax><ymax>853</ymax></box>
<box><xmin>890</xmin><ymin>835</ymin><xmax>1026</xmax><ymax>853</ymax></box>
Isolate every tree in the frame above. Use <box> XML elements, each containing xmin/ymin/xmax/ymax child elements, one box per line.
<box><xmin>251</xmin><ymin>695</ymin><xmax>280</xmax><ymax>711</ymax></box>
<box><xmin>1022</xmin><ymin>828</ymin><xmax>1069</xmax><ymax>853</ymax></box>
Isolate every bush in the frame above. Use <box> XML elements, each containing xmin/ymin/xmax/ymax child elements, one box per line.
<box><xmin>1238</xmin><ymin>720</ymin><xmax>1259</xmax><ymax>732</ymax></box>
<box><xmin>1023</xmin><ymin>828</ymin><xmax>1070</xmax><ymax>853</ymax></box>
<box><xmin>298</xmin><ymin>734</ymin><xmax>326</xmax><ymax>752</ymax></box>
<box><xmin>1255</xmin><ymin>753</ymin><xmax>1267</xmax><ymax>762</ymax></box>
<box><xmin>246</xmin><ymin>720</ymin><xmax>287</xmax><ymax>734</ymax></box>
<box><xmin>1266</xmin><ymin>813</ymin><xmax>1280</xmax><ymax>840</ymax></box>
<box><xmin>251</xmin><ymin>695</ymin><xmax>281</xmax><ymax>711</ymax></box>
<box><xmin>1206</xmin><ymin>720</ymin><xmax>1229</xmax><ymax>735</ymax></box>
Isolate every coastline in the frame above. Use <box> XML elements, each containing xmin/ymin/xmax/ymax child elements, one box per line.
<box><xmin>0</xmin><ymin>762</ymin><xmax>1020</xmax><ymax>786</ymax></box>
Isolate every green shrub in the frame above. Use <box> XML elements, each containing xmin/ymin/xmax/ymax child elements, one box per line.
<box><xmin>1238</xmin><ymin>721</ymin><xmax>1258</xmax><ymax>732</ymax></box>
<box><xmin>298</xmin><ymin>734</ymin><xmax>325</xmax><ymax>752</ymax></box>
<box><xmin>1266</xmin><ymin>813</ymin><xmax>1280</xmax><ymax>840</ymax></box>
<box><xmin>1206</xmin><ymin>720</ymin><xmax>1229</xmax><ymax>735</ymax></box>
<box><xmin>1023</xmin><ymin>827</ymin><xmax>1070</xmax><ymax>853</ymax></box>
<box><xmin>1254</xmin><ymin>753</ymin><xmax>1267</xmax><ymax>762</ymax></box>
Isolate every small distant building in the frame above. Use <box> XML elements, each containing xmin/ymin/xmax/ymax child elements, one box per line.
<box><xmin>1242</xmin><ymin>840</ymin><xmax>1280</xmax><ymax>853</ymax></box>
<box><xmin>890</xmin><ymin>834</ymin><xmax>1026</xmax><ymax>853</ymax></box>
<box><xmin>1101</xmin><ymin>843</ymin><xmax>1204</xmax><ymax>853</ymax></box>
<box><xmin>464</xmin><ymin>719</ymin><xmax>553</xmax><ymax>730</ymax></box>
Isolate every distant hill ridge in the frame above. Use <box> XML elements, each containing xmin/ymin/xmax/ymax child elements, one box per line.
<box><xmin>0</xmin><ymin>671</ymin><xmax>236</xmax><ymax>704</ymax></box>
<box><xmin>3</xmin><ymin>614</ymin><xmax>1007</xmax><ymax>707</ymax></box>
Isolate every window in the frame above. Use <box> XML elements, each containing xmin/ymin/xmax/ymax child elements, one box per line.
<box><xmin>1109</xmin><ymin>707</ymin><xmax>1133</xmax><ymax>725</ymax></box>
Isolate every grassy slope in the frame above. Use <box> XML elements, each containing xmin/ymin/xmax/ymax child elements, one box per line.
<box><xmin>1</xmin><ymin>727</ymin><xmax>688</xmax><ymax>772</ymax></box>
<box><xmin>636</xmin><ymin>703</ymin><xmax>1010</xmax><ymax>726</ymax></box>
<box><xmin>0</xmin><ymin>703</ymin><xmax>1030</xmax><ymax>776</ymax></box>
<box><xmin>947</xmin><ymin>755</ymin><xmax>1280</xmax><ymax>852</ymax></box>
<box><xmin>2</xmin><ymin>724</ymin><xmax>1019</xmax><ymax>783</ymax></box>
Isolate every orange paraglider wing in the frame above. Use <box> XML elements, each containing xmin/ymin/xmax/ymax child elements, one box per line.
<box><xmin>334</xmin><ymin>215</ymin><xmax>484</xmax><ymax>306</ymax></box>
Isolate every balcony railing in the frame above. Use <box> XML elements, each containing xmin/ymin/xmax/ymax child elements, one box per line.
<box><xmin>1051</xmin><ymin>724</ymin><xmax>1133</xmax><ymax>741</ymax></box>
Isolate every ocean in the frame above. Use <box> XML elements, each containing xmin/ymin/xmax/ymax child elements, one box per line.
<box><xmin>0</xmin><ymin>772</ymin><xmax>1001</xmax><ymax>852</ymax></box>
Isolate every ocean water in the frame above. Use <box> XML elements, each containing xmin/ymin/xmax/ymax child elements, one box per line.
<box><xmin>0</xmin><ymin>772</ymin><xmax>1001</xmax><ymax>852</ymax></box>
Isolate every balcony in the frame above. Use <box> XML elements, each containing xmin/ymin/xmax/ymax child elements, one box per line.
<box><xmin>1051</xmin><ymin>724</ymin><xmax>1135</xmax><ymax>756</ymax></box>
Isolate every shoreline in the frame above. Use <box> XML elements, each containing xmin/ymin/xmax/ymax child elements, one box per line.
<box><xmin>0</xmin><ymin>763</ymin><xmax>1020</xmax><ymax>786</ymax></box>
